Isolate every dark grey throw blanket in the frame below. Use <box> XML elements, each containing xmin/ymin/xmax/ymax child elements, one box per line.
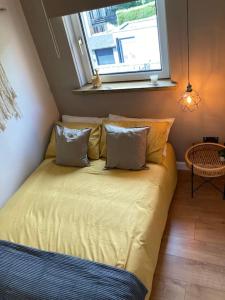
<box><xmin>0</xmin><ymin>240</ymin><xmax>147</xmax><ymax>300</ymax></box>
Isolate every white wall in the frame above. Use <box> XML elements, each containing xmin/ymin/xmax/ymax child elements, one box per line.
<box><xmin>0</xmin><ymin>0</ymin><xmax>59</xmax><ymax>206</ymax></box>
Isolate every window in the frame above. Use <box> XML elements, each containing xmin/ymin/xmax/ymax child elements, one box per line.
<box><xmin>95</xmin><ymin>48</ymin><xmax>115</xmax><ymax>65</ymax></box>
<box><xmin>64</xmin><ymin>0</ymin><xmax>169</xmax><ymax>83</ymax></box>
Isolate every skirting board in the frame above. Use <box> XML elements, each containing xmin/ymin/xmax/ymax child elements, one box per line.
<box><xmin>176</xmin><ymin>161</ymin><xmax>188</xmax><ymax>170</ymax></box>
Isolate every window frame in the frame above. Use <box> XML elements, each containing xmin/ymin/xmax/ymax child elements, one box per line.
<box><xmin>64</xmin><ymin>0</ymin><xmax>170</xmax><ymax>84</ymax></box>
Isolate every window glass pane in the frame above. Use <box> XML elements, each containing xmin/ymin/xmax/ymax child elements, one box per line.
<box><xmin>95</xmin><ymin>48</ymin><xmax>115</xmax><ymax>65</ymax></box>
<box><xmin>80</xmin><ymin>0</ymin><xmax>161</xmax><ymax>75</ymax></box>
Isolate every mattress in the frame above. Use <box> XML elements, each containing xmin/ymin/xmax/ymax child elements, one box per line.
<box><xmin>0</xmin><ymin>143</ymin><xmax>177</xmax><ymax>298</ymax></box>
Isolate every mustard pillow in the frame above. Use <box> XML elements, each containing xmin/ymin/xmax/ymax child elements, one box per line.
<box><xmin>100</xmin><ymin>119</ymin><xmax>171</xmax><ymax>164</ymax></box>
<box><xmin>46</xmin><ymin>121</ymin><xmax>101</xmax><ymax>160</ymax></box>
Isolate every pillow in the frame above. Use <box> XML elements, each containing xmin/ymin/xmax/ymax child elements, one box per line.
<box><xmin>105</xmin><ymin>125</ymin><xmax>150</xmax><ymax>170</ymax></box>
<box><xmin>62</xmin><ymin>115</ymin><xmax>103</xmax><ymax>124</ymax></box>
<box><xmin>108</xmin><ymin>114</ymin><xmax>175</xmax><ymax>124</ymax></box>
<box><xmin>46</xmin><ymin>121</ymin><xmax>101</xmax><ymax>160</ymax></box>
<box><xmin>101</xmin><ymin>119</ymin><xmax>171</xmax><ymax>164</ymax></box>
<box><xmin>55</xmin><ymin>125</ymin><xmax>91</xmax><ymax>167</ymax></box>
<box><xmin>108</xmin><ymin>114</ymin><xmax>175</xmax><ymax>156</ymax></box>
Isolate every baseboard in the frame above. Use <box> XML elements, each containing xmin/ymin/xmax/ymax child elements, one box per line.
<box><xmin>176</xmin><ymin>161</ymin><xmax>188</xmax><ymax>170</ymax></box>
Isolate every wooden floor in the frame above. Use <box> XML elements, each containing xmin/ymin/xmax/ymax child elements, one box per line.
<box><xmin>151</xmin><ymin>170</ymin><xmax>225</xmax><ymax>300</ymax></box>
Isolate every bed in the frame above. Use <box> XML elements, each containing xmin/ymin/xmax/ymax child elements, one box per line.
<box><xmin>0</xmin><ymin>143</ymin><xmax>177</xmax><ymax>299</ymax></box>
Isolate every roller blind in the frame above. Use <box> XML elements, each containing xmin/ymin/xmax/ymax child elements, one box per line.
<box><xmin>43</xmin><ymin>0</ymin><xmax>130</xmax><ymax>18</ymax></box>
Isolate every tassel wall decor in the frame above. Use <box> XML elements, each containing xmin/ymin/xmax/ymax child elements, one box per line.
<box><xmin>0</xmin><ymin>62</ymin><xmax>21</xmax><ymax>131</ymax></box>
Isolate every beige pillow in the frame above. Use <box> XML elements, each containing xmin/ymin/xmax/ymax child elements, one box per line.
<box><xmin>55</xmin><ymin>125</ymin><xmax>91</xmax><ymax>167</ymax></box>
<box><xmin>105</xmin><ymin>125</ymin><xmax>150</xmax><ymax>170</ymax></box>
<box><xmin>62</xmin><ymin>115</ymin><xmax>103</xmax><ymax>124</ymax></box>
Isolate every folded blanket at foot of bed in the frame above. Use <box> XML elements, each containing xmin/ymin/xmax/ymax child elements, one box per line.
<box><xmin>0</xmin><ymin>240</ymin><xmax>147</xmax><ymax>300</ymax></box>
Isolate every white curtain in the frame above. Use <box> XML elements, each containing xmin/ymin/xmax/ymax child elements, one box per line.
<box><xmin>0</xmin><ymin>62</ymin><xmax>21</xmax><ymax>131</ymax></box>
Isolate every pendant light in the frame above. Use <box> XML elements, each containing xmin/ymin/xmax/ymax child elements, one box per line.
<box><xmin>178</xmin><ymin>0</ymin><xmax>201</xmax><ymax>112</ymax></box>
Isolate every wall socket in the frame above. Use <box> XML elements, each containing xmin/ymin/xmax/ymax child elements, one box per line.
<box><xmin>203</xmin><ymin>136</ymin><xmax>219</xmax><ymax>143</ymax></box>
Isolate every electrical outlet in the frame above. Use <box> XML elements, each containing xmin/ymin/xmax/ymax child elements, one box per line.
<box><xmin>203</xmin><ymin>136</ymin><xmax>219</xmax><ymax>143</ymax></box>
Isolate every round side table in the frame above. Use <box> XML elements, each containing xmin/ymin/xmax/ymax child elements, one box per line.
<box><xmin>185</xmin><ymin>143</ymin><xmax>225</xmax><ymax>199</ymax></box>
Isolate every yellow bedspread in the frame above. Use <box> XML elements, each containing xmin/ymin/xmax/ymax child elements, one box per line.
<box><xmin>0</xmin><ymin>144</ymin><xmax>177</xmax><ymax>298</ymax></box>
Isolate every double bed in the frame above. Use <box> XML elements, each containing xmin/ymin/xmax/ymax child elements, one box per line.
<box><xmin>0</xmin><ymin>143</ymin><xmax>177</xmax><ymax>299</ymax></box>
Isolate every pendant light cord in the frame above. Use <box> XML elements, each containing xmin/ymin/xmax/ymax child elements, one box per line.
<box><xmin>186</xmin><ymin>0</ymin><xmax>190</xmax><ymax>85</ymax></box>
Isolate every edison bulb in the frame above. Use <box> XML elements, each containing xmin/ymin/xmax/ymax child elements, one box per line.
<box><xmin>187</xmin><ymin>95</ymin><xmax>192</xmax><ymax>104</ymax></box>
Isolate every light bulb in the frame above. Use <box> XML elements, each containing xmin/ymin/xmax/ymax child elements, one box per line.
<box><xmin>187</xmin><ymin>95</ymin><xmax>192</xmax><ymax>104</ymax></box>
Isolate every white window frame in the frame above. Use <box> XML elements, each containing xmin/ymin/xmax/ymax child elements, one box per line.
<box><xmin>63</xmin><ymin>0</ymin><xmax>170</xmax><ymax>85</ymax></box>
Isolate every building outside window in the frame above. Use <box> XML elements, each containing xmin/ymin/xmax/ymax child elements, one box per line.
<box><xmin>95</xmin><ymin>48</ymin><xmax>115</xmax><ymax>65</ymax></box>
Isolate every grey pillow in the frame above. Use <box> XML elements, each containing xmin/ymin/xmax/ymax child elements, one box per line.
<box><xmin>55</xmin><ymin>125</ymin><xmax>91</xmax><ymax>167</ymax></box>
<box><xmin>105</xmin><ymin>125</ymin><xmax>150</xmax><ymax>170</ymax></box>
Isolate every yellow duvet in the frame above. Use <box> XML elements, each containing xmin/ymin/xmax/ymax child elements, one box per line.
<box><xmin>0</xmin><ymin>144</ymin><xmax>177</xmax><ymax>298</ymax></box>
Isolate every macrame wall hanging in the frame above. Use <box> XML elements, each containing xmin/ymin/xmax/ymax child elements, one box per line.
<box><xmin>0</xmin><ymin>62</ymin><xmax>21</xmax><ymax>131</ymax></box>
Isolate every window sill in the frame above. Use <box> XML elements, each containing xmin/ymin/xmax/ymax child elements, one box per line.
<box><xmin>72</xmin><ymin>79</ymin><xmax>177</xmax><ymax>95</ymax></box>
